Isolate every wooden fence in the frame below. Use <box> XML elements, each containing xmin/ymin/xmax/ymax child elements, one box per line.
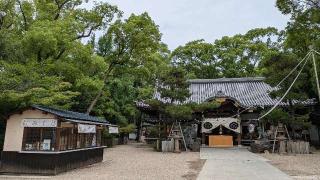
<box><xmin>279</xmin><ymin>140</ymin><xmax>310</xmax><ymax>154</ymax></box>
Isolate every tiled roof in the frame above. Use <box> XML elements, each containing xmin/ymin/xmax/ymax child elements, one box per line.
<box><xmin>32</xmin><ymin>105</ymin><xmax>110</xmax><ymax>124</ymax></box>
<box><xmin>150</xmin><ymin>77</ymin><xmax>315</xmax><ymax>108</ymax></box>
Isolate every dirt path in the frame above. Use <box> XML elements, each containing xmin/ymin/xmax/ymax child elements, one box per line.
<box><xmin>0</xmin><ymin>143</ymin><xmax>202</xmax><ymax>180</ymax></box>
<box><xmin>261</xmin><ymin>152</ymin><xmax>320</xmax><ymax>180</ymax></box>
<box><xmin>57</xmin><ymin>143</ymin><xmax>201</xmax><ymax>180</ymax></box>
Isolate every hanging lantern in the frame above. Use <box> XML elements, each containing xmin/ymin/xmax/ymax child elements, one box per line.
<box><xmin>248</xmin><ymin>124</ymin><xmax>255</xmax><ymax>133</ymax></box>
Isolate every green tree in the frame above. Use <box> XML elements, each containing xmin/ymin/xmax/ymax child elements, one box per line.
<box><xmin>0</xmin><ymin>0</ymin><xmax>121</xmax><ymax>117</ymax></box>
<box><xmin>87</xmin><ymin>12</ymin><xmax>169</xmax><ymax>114</ymax></box>
<box><xmin>275</xmin><ymin>0</ymin><xmax>320</xmax><ymax>99</ymax></box>
<box><xmin>171</xmin><ymin>40</ymin><xmax>218</xmax><ymax>79</ymax></box>
<box><xmin>262</xmin><ymin>53</ymin><xmax>310</xmax><ymax>101</ymax></box>
<box><xmin>147</xmin><ymin>66</ymin><xmax>220</xmax><ymax>122</ymax></box>
<box><xmin>90</xmin><ymin>12</ymin><xmax>170</xmax><ymax>135</ymax></box>
<box><xmin>261</xmin><ymin>52</ymin><xmax>312</xmax><ymax>125</ymax></box>
<box><xmin>276</xmin><ymin>0</ymin><xmax>320</xmax><ymax>55</ymax></box>
<box><xmin>158</xmin><ymin>67</ymin><xmax>190</xmax><ymax>104</ymax></box>
<box><xmin>171</xmin><ymin>28</ymin><xmax>282</xmax><ymax>78</ymax></box>
<box><xmin>214</xmin><ymin>27</ymin><xmax>281</xmax><ymax>77</ymax></box>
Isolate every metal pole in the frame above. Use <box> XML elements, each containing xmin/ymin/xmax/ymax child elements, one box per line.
<box><xmin>312</xmin><ymin>51</ymin><xmax>320</xmax><ymax>102</ymax></box>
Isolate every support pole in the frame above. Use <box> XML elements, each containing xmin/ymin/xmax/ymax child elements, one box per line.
<box><xmin>272</xmin><ymin>126</ymin><xmax>278</xmax><ymax>153</ymax></box>
<box><xmin>312</xmin><ymin>51</ymin><xmax>320</xmax><ymax>102</ymax></box>
<box><xmin>178</xmin><ymin>122</ymin><xmax>188</xmax><ymax>151</ymax></box>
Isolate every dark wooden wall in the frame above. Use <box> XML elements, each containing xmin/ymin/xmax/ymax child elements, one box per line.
<box><xmin>0</xmin><ymin>147</ymin><xmax>104</xmax><ymax>175</ymax></box>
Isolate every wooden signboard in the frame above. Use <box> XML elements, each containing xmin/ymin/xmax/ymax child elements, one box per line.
<box><xmin>109</xmin><ymin>126</ymin><xmax>119</xmax><ymax>134</ymax></box>
<box><xmin>22</xmin><ymin>119</ymin><xmax>57</xmax><ymax>127</ymax></box>
<box><xmin>209</xmin><ymin>135</ymin><xmax>233</xmax><ymax>147</ymax></box>
<box><xmin>78</xmin><ymin>124</ymin><xmax>96</xmax><ymax>133</ymax></box>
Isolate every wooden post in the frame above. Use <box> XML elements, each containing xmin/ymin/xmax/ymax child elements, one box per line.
<box><xmin>137</xmin><ymin>112</ymin><xmax>143</xmax><ymax>142</ymax></box>
<box><xmin>174</xmin><ymin>137</ymin><xmax>181</xmax><ymax>153</ymax></box>
<box><xmin>55</xmin><ymin>128</ymin><xmax>60</xmax><ymax>151</ymax></box>
<box><xmin>306</xmin><ymin>142</ymin><xmax>310</xmax><ymax>154</ymax></box>
<box><xmin>279</xmin><ymin>141</ymin><xmax>286</xmax><ymax>154</ymax></box>
<box><xmin>312</xmin><ymin>51</ymin><xmax>320</xmax><ymax>102</ymax></box>
<box><xmin>21</xmin><ymin>128</ymin><xmax>28</xmax><ymax>151</ymax></box>
<box><xmin>287</xmin><ymin>140</ymin><xmax>292</xmax><ymax>154</ymax></box>
<box><xmin>202</xmin><ymin>133</ymin><xmax>206</xmax><ymax>146</ymax></box>
<box><xmin>55</xmin><ymin>119</ymin><xmax>61</xmax><ymax>151</ymax></box>
<box><xmin>284</xmin><ymin>125</ymin><xmax>291</xmax><ymax>141</ymax></box>
<box><xmin>296</xmin><ymin>141</ymin><xmax>299</xmax><ymax>154</ymax></box>
<box><xmin>272</xmin><ymin>126</ymin><xmax>278</xmax><ymax>153</ymax></box>
<box><xmin>237</xmin><ymin>134</ymin><xmax>241</xmax><ymax>146</ymax></box>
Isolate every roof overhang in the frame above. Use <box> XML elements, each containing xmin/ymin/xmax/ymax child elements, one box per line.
<box><xmin>64</xmin><ymin>118</ymin><xmax>113</xmax><ymax>126</ymax></box>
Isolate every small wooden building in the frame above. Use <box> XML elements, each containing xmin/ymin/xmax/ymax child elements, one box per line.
<box><xmin>1</xmin><ymin>105</ymin><xmax>113</xmax><ymax>175</ymax></box>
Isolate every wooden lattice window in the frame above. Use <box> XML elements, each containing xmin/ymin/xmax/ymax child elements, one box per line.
<box><xmin>59</xmin><ymin>128</ymin><xmax>74</xmax><ymax>151</ymax></box>
<box><xmin>96</xmin><ymin>130</ymin><xmax>102</xmax><ymax>147</ymax></box>
<box><xmin>77</xmin><ymin>133</ymin><xmax>86</xmax><ymax>149</ymax></box>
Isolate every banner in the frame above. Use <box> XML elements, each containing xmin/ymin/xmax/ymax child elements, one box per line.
<box><xmin>22</xmin><ymin>119</ymin><xmax>57</xmax><ymax>127</ymax></box>
<box><xmin>109</xmin><ymin>126</ymin><xmax>119</xmax><ymax>134</ymax></box>
<box><xmin>78</xmin><ymin>124</ymin><xmax>96</xmax><ymax>133</ymax></box>
<box><xmin>202</xmin><ymin>118</ymin><xmax>240</xmax><ymax>133</ymax></box>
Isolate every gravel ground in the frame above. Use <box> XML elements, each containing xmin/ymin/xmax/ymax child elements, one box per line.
<box><xmin>57</xmin><ymin>143</ymin><xmax>202</xmax><ymax>180</ymax></box>
<box><xmin>0</xmin><ymin>143</ymin><xmax>202</xmax><ymax>180</ymax></box>
<box><xmin>260</xmin><ymin>151</ymin><xmax>320</xmax><ymax>180</ymax></box>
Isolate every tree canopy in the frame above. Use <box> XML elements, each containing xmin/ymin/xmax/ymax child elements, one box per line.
<box><xmin>0</xmin><ymin>0</ymin><xmax>120</xmax><ymax>114</ymax></box>
<box><xmin>171</xmin><ymin>28</ymin><xmax>282</xmax><ymax>78</ymax></box>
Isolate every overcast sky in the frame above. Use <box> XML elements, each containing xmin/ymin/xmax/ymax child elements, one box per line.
<box><xmin>95</xmin><ymin>0</ymin><xmax>289</xmax><ymax>50</ymax></box>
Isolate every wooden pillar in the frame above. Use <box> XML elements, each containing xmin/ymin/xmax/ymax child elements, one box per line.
<box><xmin>237</xmin><ymin>133</ymin><xmax>241</xmax><ymax>146</ymax></box>
<box><xmin>55</xmin><ymin>128</ymin><xmax>60</xmax><ymax>151</ymax></box>
<box><xmin>174</xmin><ymin>137</ymin><xmax>181</xmax><ymax>153</ymax></box>
<box><xmin>237</xmin><ymin>112</ymin><xmax>241</xmax><ymax>146</ymax></box>
<box><xmin>202</xmin><ymin>133</ymin><xmax>206</xmax><ymax>145</ymax></box>
<box><xmin>136</xmin><ymin>111</ymin><xmax>143</xmax><ymax>141</ymax></box>
<box><xmin>55</xmin><ymin>120</ymin><xmax>61</xmax><ymax>151</ymax></box>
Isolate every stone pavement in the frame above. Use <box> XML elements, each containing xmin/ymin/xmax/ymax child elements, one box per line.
<box><xmin>197</xmin><ymin>147</ymin><xmax>292</xmax><ymax>180</ymax></box>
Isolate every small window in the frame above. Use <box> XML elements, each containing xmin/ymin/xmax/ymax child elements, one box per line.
<box><xmin>23</xmin><ymin>128</ymin><xmax>56</xmax><ymax>151</ymax></box>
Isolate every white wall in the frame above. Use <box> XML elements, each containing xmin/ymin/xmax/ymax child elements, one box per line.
<box><xmin>3</xmin><ymin>109</ymin><xmax>56</xmax><ymax>151</ymax></box>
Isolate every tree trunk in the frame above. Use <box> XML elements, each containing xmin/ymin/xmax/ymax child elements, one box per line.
<box><xmin>288</xmin><ymin>99</ymin><xmax>294</xmax><ymax>119</ymax></box>
<box><xmin>86</xmin><ymin>64</ymin><xmax>113</xmax><ymax>114</ymax></box>
<box><xmin>86</xmin><ymin>89</ymin><xmax>103</xmax><ymax>114</ymax></box>
<box><xmin>288</xmin><ymin>99</ymin><xmax>295</xmax><ymax>139</ymax></box>
<box><xmin>136</xmin><ymin>112</ymin><xmax>143</xmax><ymax>141</ymax></box>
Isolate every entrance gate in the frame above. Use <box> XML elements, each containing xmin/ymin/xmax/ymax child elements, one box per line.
<box><xmin>202</xmin><ymin>118</ymin><xmax>240</xmax><ymax>147</ymax></box>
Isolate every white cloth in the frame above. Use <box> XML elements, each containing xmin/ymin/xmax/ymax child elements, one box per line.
<box><xmin>202</xmin><ymin>118</ymin><xmax>240</xmax><ymax>133</ymax></box>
